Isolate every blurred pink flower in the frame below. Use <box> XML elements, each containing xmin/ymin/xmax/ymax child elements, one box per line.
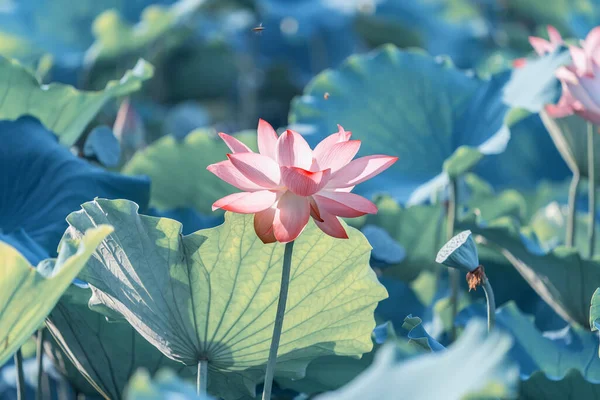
<box><xmin>514</xmin><ymin>25</ymin><xmax>564</xmax><ymax>68</ymax></box>
<box><xmin>512</xmin><ymin>58</ymin><xmax>527</xmax><ymax>68</ymax></box>
<box><xmin>547</xmin><ymin>27</ymin><xmax>600</xmax><ymax>124</ymax></box>
<box><xmin>529</xmin><ymin>25</ymin><xmax>563</xmax><ymax>56</ymax></box>
<box><xmin>207</xmin><ymin>119</ymin><xmax>398</xmax><ymax>243</ymax></box>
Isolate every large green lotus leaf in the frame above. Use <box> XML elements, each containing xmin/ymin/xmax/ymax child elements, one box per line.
<box><xmin>54</xmin><ymin>224</ymin><xmax>267</xmax><ymax>400</ymax></box>
<box><xmin>314</xmin><ymin>321</ymin><xmax>517</xmax><ymax>400</ymax></box>
<box><xmin>0</xmin><ymin>117</ymin><xmax>150</xmax><ymax>263</ymax></box>
<box><xmin>64</xmin><ymin>198</ymin><xmax>387</xmax><ymax>399</ymax></box>
<box><xmin>540</xmin><ymin>111</ymin><xmax>600</xmax><ymax>182</ymax></box>
<box><xmin>0</xmin><ymin>225</ymin><xmax>112</xmax><ymax>366</ymax></box>
<box><xmin>288</xmin><ymin>44</ymin><xmax>511</xmax><ymax>204</ymax></box>
<box><xmin>86</xmin><ymin>0</ymin><xmax>204</xmax><ymax>64</ymax></box>
<box><xmin>46</xmin><ymin>283</ymin><xmax>195</xmax><ymax>399</ymax></box>
<box><xmin>0</xmin><ymin>56</ymin><xmax>153</xmax><ymax>146</ymax></box>
<box><xmin>465</xmin><ymin>215</ymin><xmax>600</xmax><ymax>327</ymax></box>
<box><xmin>458</xmin><ymin>301</ymin><xmax>600</xmax><ymax>399</ymax></box>
<box><xmin>122</xmin><ymin>129</ymin><xmax>256</xmax><ymax>214</ymax></box>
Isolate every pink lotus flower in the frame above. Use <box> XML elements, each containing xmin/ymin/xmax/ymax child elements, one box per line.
<box><xmin>514</xmin><ymin>26</ymin><xmax>564</xmax><ymax>69</ymax></box>
<box><xmin>546</xmin><ymin>27</ymin><xmax>600</xmax><ymax>124</ymax></box>
<box><xmin>529</xmin><ymin>25</ymin><xmax>563</xmax><ymax>56</ymax></box>
<box><xmin>207</xmin><ymin>120</ymin><xmax>398</xmax><ymax>243</ymax></box>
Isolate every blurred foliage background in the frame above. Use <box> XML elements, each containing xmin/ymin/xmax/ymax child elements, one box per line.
<box><xmin>0</xmin><ymin>0</ymin><xmax>595</xmax><ymax>142</ymax></box>
<box><xmin>4</xmin><ymin>0</ymin><xmax>600</xmax><ymax>399</ymax></box>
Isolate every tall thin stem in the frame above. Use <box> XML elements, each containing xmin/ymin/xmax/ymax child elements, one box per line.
<box><xmin>588</xmin><ymin>122</ymin><xmax>597</xmax><ymax>258</ymax></box>
<box><xmin>36</xmin><ymin>329</ymin><xmax>45</xmax><ymax>400</ymax></box>
<box><xmin>567</xmin><ymin>172</ymin><xmax>580</xmax><ymax>248</ymax></box>
<box><xmin>14</xmin><ymin>349</ymin><xmax>25</xmax><ymax>400</ymax></box>
<box><xmin>482</xmin><ymin>277</ymin><xmax>496</xmax><ymax>332</ymax></box>
<box><xmin>59</xmin><ymin>379</ymin><xmax>70</xmax><ymax>400</ymax></box>
<box><xmin>262</xmin><ymin>241</ymin><xmax>295</xmax><ymax>400</ymax></box>
<box><xmin>447</xmin><ymin>178</ymin><xmax>459</xmax><ymax>341</ymax></box>
<box><xmin>197</xmin><ymin>359</ymin><xmax>208</xmax><ymax>396</ymax></box>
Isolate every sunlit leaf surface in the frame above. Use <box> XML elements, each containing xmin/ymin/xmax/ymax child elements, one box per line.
<box><xmin>0</xmin><ymin>225</ymin><xmax>112</xmax><ymax>366</ymax></box>
<box><xmin>64</xmin><ymin>199</ymin><xmax>387</xmax><ymax>399</ymax></box>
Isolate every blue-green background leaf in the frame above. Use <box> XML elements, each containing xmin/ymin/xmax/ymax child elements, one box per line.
<box><xmin>458</xmin><ymin>301</ymin><xmax>600</xmax><ymax>398</ymax></box>
<box><xmin>0</xmin><ymin>117</ymin><xmax>149</xmax><ymax>261</ymax></box>
<box><xmin>289</xmin><ymin>45</ymin><xmax>512</xmax><ymax>203</ymax></box>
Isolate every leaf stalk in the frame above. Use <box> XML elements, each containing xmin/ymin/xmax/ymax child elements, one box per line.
<box><xmin>197</xmin><ymin>359</ymin><xmax>208</xmax><ymax>396</ymax></box>
<box><xmin>262</xmin><ymin>240</ymin><xmax>295</xmax><ymax>400</ymax></box>
<box><xmin>567</xmin><ymin>171</ymin><xmax>580</xmax><ymax>248</ymax></box>
<box><xmin>482</xmin><ymin>277</ymin><xmax>496</xmax><ymax>332</ymax></box>
<box><xmin>588</xmin><ymin>122</ymin><xmax>596</xmax><ymax>258</ymax></box>
<box><xmin>448</xmin><ymin>177</ymin><xmax>459</xmax><ymax>341</ymax></box>
<box><xmin>36</xmin><ymin>329</ymin><xmax>45</xmax><ymax>400</ymax></box>
<box><xmin>15</xmin><ymin>349</ymin><xmax>25</xmax><ymax>400</ymax></box>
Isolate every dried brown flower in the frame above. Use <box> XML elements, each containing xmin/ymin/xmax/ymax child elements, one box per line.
<box><xmin>466</xmin><ymin>265</ymin><xmax>485</xmax><ymax>291</ymax></box>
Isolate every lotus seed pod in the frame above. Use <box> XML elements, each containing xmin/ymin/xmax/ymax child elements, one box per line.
<box><xmin>435</xmin><ymin>230</ymin><xmax>480</xmax><ymax>273</ymax></box>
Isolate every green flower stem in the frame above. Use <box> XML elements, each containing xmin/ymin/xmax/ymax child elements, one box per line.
<box><xmin>262</xmin><ymin>241</ymin><xmax>295</xmax><ymax>400</ymax></box>
<box><xmin>588</xmin><ymin>122</ymin><xmax>596</xmax><ymax>258</ymax></box>
<box><xmin>447</xmin><ymin>177</ymin><xmax>459</xmax><ymax>341</ymax></box>
<box><xmin>15</xmin><ymin>349</ymin><xmax>25</xmax><ymax>400</ymax></box>
<box><xmin>567</xmin><ymin>171</ymin><xmax>580</xmax><ymax>248</ymax></box>
<box><xmin>197</xmin><ymin>359</ymin><xmax>208</xmax><ymax>396</ymax></box>
<box><xmin>482</xmin><ymin>277</ymin><xmax>496</xmax><ymax>332</ymax></box>
<box><xmin>36</xmin><ymin>328</ymin><xmax>45</xmax><ymax>400</ymax></box>
<box><xmin>60</xmin><ymin>379</ymin><xmax>70</xmax><ymax>400</ymax></box>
